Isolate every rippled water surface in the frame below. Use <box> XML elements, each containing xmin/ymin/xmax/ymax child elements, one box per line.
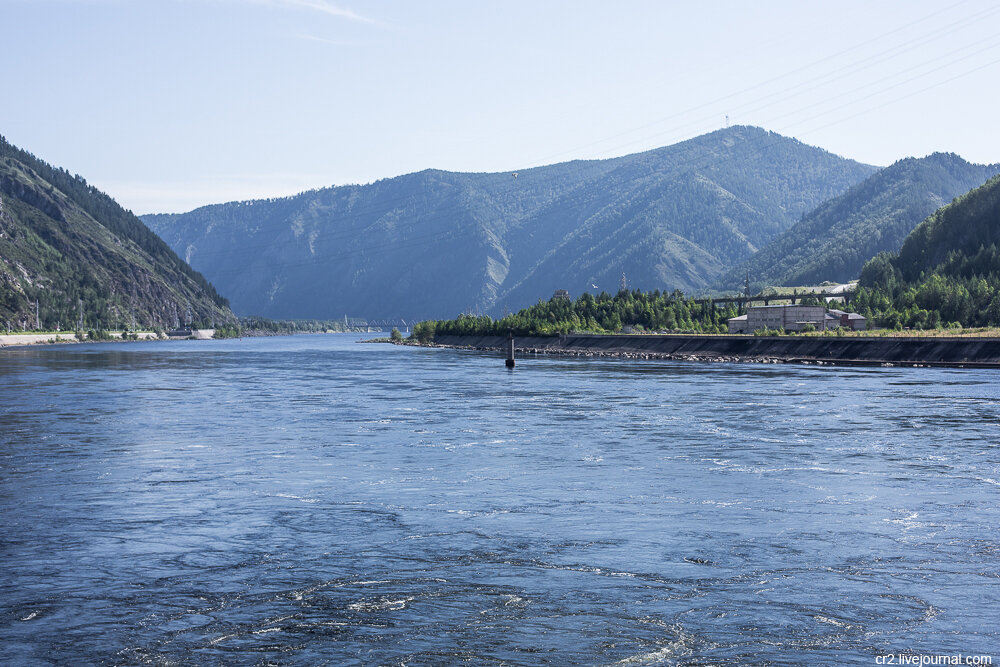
<box><xmin>1</xmin><ymin>335</ymin><xmax>999</xmax><ymax>665</ymax></box>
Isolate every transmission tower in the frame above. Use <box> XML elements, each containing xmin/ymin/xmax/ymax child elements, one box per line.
<box><xmin>620</xmin><ymin>272</ymin><xmax>627</xmax><ymax>293</ymax></box>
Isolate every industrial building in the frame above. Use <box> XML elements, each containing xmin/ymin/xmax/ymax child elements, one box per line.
<box><xmin>727</xmin><ymin>304</ymin><xmax>866</xmax><ymax>334</ymax></box>
<box><xmin>827</xmin><ymin>309</ymin><xmax>867</xmax><ymax>331</ymax></box>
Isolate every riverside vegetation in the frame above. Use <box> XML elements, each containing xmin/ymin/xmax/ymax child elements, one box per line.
<box><xmin>414</xmin><ymin>173</ymin><xmax>1000</xmax><ymax>341</ymax></box>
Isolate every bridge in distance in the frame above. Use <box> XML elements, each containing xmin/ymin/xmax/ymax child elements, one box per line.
<box><xmin>358</xmin><ymin>318</ymin><xmax>419</xmax><ymax>332</ymax></box>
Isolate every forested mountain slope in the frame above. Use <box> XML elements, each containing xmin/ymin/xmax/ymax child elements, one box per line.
<box><xmin>722</xmin><ymin>153</ymin><xmax>1000</xmax><ymax>290</ymax></box>
<box><xmin>893</xmin><ymin>173</ymin><xmax>1000</xmax><ymax>281</ymax></box>
<box><xmin>0</xmin><ymin>135</ymin><xmax>235</xmax><ymax>330</ymax></box>
<box><xmin>145</xmin><ymin>126</ymin><xmax>875</xmax><ymax>320</ymax></box>
<box><xmin>854</xmin><ymin>173</ymin><xmax>1000</xmax><ymax>328</ymax></box>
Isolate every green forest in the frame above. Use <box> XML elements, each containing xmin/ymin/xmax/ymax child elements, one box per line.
<box><xmin>416</xmin><ymin>173</ymin><xmax>1000</xmax><ymax>340</ymax></box>
<box><xmin>0</xmin><ymin>135</ymin><xmax>235</xmax><ymax>331</ymax></box>
<box><xmin>412</xmin><ymin>290</ymin><xmax>742</xmax><ymax>342</ymax></box>
<box><xmin>723</xmin><ymin>153</ymin><xmax>999</xmax><ymax>291</ymax></box>
<box><xmin>144</xmin><ymin>126</ymin><xmax>875</xmax><ymax>320</ymax></box>
<box><xmin>851</xmin><ymin>173</ymin><xmax>1000</xmax><ymax>329</ymax></box>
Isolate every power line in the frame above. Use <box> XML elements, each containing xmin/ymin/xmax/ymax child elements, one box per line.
<box><xmin>515</xmin><ymin>0</ymin><xmax>992</xmax><ymax>169</ymax></box>
<box><xmin>147</xmin><ymin>2</ymin><xmax>1000</xmax><ymax>308</ymax></box>
<box><xmin>163</xmin><ymin>2</ymin><xmax>1000</xmax><ymax>275</ymax></box>
<box><xmin>585</xmin><ymin>7</ymin><xmax>1000</xmax><ymax>161</ymax></box>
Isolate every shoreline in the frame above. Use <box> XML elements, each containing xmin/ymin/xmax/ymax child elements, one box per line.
<box><xmin>0</xmin><ymin>332</ymin><xmax>161</xmax><ymax>348</ymax></box>
<box><xmin>0</xmin><ymin>329</ymin><xmax>355</xmax><ymax>349</ymax></box>
<box><xmin>0</xmin><ymin>329</ymin><xmax>222</xmax><ymax>349</ymax></box>
<box><xmin>415</xmin><ymin>333</ymin><xmax>1000</xmax><ymax>368</ymax></box>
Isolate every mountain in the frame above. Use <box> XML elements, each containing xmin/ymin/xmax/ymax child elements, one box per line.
<box><xmin>144</xmin><ymin>126</ymin><xmax>875</xmax><ymax>320</ymax></box>
<box><xmin>0</xmin><ymin>135</ymin><xmax>235</xmax><ymax>330</ymax></box>
<box><xmin>855</xmin><ymin>173</ymin><xmax>1000</xmax><ymax>328</ymax></box>
<box><xmin>893</xmin><ymin>172</ymin><xmax>1000</xmax><ymax>282</ymax></box>
<box><xmin>721</xmin><ymin>153</ymin><xmax>1000</xmax><ymax>290</ymax></box>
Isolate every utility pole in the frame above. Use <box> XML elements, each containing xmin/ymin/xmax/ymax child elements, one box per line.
<box><xmin>35</xmin><ymin>299</ymin><xmax>39</xmax><ymax>331</ymax></box>
<box><xmin>77</xmin><ymin>299</ymin><xmax>83</xmax><ymax>331</ymax></box>
<box><xmin>742</xmin><ymin>272</ymin><xmax>751</xmax><ymax>315</ymax></box>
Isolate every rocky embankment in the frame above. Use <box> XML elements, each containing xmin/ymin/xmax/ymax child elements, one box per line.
<box><xmin>429</xmin><ymin>333</ymin><xmax>1000</xmax><ymax>368</ymax></box>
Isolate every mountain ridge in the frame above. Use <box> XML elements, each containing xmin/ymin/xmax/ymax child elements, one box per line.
<box><xmin>145</xmin><ymin>126</ymin><xmax>876</xmax><ymax>319</ymax></box>
<box><xmin>722</xmin><ymin>152</ymin><xmax>1000</xmax><ymax>290</ymax></box>
<box><xmin>854</xmin><ymin>172</ymin><xmax>1000</xmax><ymax>329</ymax></box>
<box><xmin>0</xmin><ymin>135</ymin><xmax>236</xmax><ymax>330</ymax></box>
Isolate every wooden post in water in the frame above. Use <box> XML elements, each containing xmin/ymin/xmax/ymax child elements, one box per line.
<box><xmin>506</xmin><ymin>330</ymin><xmax>515</xmax><ymax>368</ymax></box>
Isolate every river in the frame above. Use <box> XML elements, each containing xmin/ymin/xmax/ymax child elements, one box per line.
<box><xmin>1</xmin><ymin>334</ymin><xmax>998</xmax><ymax>665</ymax></box>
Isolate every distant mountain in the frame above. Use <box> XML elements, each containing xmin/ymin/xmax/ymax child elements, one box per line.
<box><xmin>0</xmin><ymin>135</ymin><xmax>235</xmax><ymax>330</ymax></box>
<box><xmin>144</xmin><ymin>126</ymin><xmax>875</xmax><ymax>320</ymax></box>
<box><xmin>721</xmin><ymin>153</ymin><xmax>1000</xmax><ymax>290</ymax></box>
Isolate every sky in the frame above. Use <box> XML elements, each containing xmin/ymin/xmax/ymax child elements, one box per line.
<box><xmin>3</xmin><ymin>0</ymin><xmax>1000</xmax><ymax>214</ymax></box>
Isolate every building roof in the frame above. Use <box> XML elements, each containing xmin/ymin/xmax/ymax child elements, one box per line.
<box><xmin>829</xmin><ymin>309</ymin><xmax>866</xmax><ymax>319</ymax></box>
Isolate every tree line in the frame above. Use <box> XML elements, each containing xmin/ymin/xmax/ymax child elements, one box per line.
<box><xmin>412</xmin><ymin>290</ymin><xmax>742</xmax><ymax>342</ymax></box>
<box><xmin>851</xmin><ymin>173</ymin><xmax>1000</xmax><ymax>330</ymax></box>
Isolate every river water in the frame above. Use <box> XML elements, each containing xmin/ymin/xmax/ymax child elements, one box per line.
<box><xmin>1</xmin><ymin>334</ymin><xmax>998</xmax><ymax>665</ymax></box>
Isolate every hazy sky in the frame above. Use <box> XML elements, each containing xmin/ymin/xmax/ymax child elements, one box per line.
<box><xmin>4</xmin><ymin>0</ymin><xmax>1000</xmax><ymax>213</ymax></box>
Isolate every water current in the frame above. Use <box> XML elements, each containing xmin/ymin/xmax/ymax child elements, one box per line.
<box><xmin>1</xmin><ymin>334</ymin><xmax>998</xmax><ymax>665</ymax></box>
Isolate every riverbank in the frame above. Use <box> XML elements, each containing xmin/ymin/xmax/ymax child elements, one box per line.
<box><xmin>424</xmin><ymin>333</ymin><xmax>1000</xmax><ymax>368</ymax></box>
<box><xmin>0</xmin><ymin>329</ymin><xmax>226</xmax><ymax>347</ymax></box>
<box><xmin>0</xmin><ymin>332</ymin><xmax>163</xmax><ymax>348</ymax></box>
